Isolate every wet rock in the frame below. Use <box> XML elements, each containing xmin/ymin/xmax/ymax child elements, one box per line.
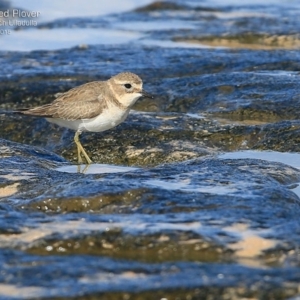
<box><xmin>1</xmin><ymin>46</ymin><xmax>300</xmax><ymax>165</ymax></box>
<box><xmin>3</xmin><ymin>109</ymin><xmax>300</xmax><ymax>165</ymax></box>
<box><xmin>134</xmin><ymin>1</ymin><xmax>187</xmax><ymax>12</ymax></box>
<box><xmin>1</xmin><ymin>138</ymin><xmax>300</xmax><ymax>297</ymax></box>
<box><xmin>175</xmin><ymin>33</ymin><xmax>300</xmax><ymax>50</ymax></box>
<box><xmin>1</xmin><ymin>47</ymin><xmax>300</xmax><ymax>118</ymax></box>
<box><xmin>1</xmin><ymin>0</ymin><xmax>300</xmax><ymax>298</ymax></box>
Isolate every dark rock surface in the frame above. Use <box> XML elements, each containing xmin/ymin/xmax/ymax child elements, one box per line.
<box><xmin>1</xmin><ymin>139</ymin><xmax>300</xmax><ymax>299</ymax></box>
<box><xmin>1</xmin><ymin>0</ymin><xmax>300</xmax><ymax>299</ymax></box>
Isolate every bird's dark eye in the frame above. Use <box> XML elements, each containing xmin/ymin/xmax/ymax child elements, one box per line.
<box><xmin>124</xmin><ymin>83</ymin><xmax>132</xmax><ymax>89</ymax></box>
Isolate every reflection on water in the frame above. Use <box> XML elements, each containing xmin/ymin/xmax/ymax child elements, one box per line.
<box><xmin>56</xmin><ymin>163</ymin><xmax>139</xmax><ymax>174</ymax></box>
<box><xmin>219</xmin><ymin>150</ymin><xmax>300</xmax><ymax>170</ymax></box>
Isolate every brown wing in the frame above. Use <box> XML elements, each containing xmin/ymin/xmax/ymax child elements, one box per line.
<box><xmin>19</xmin><ymin>81</ymin><xmax>108</xmax><ymax>121</ymax></box>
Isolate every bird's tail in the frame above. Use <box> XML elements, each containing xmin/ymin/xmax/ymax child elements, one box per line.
<box><xmin>12</xmin><ymin>105</ymin><xmax>53</xmax><ymax>118</ymax></box>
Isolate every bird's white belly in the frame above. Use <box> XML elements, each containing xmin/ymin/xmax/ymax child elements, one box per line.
<box><xmin>82</xmin><ymin>108</ymin><xmax>129</xmax><ymax>132</ymax></box>
<box><xmin>47</xmin><ymin>107</ymin><xmax>129</xmax><ymax>133</ymax></box>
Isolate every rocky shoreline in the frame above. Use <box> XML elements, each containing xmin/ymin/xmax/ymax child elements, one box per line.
<box><xmin>1</xmin><ymin>0</ymin><xmax>300</xmax><ymax>299</ymax></box>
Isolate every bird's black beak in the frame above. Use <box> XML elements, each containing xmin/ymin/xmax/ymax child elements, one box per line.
<box><xmin>142</xmin><ymin>90</ymin><xmax>154</xmax><ymax>99</ymax></box>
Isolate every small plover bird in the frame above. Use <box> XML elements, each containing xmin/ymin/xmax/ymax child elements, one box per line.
<box><xmin>17</xmin><ymin>72</ymin><xmax>153</xmax><ymax>164</ymax></box>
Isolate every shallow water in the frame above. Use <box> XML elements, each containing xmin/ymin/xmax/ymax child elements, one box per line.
<box><xmin>11</xmin><ymin>0</ymin><xmax>154</xmax><ymax>21</ymax></box>
<box><xmin>3</xmin><ymin>0</ymin><xmax>153</xmax><ymax>51</ymax></box>
<box><xmin>1</xmin><ymin>27</ymin><xmax>144</xmax><ymax>51</ymax></box>
<box><xmin>56</xmin><ymin>163</ymin><xmax>139</xmax><ymax>174</ymax></box>
<box><xmin>6</xmin><ymin>0</ymin><xmax>300</xmax><ymax>51</ymax></box>
<box><xmin>219</xmin><ymin>150</ymin><xmax>300</xmax><ymax>170</ymax></box>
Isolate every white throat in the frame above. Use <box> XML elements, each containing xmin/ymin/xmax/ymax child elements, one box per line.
<box><xmin>119</xmin><ymin>92</ymin><xmax>142</xmax><ymax>107</ymax></box>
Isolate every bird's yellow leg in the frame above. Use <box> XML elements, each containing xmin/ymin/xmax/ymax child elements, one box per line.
<box><xmin>74</xmin><ymin>131</ymin><xmax>83</xmax><ymax>164</ymax></box>
<box><xmin>74</xmin><ymin>131</ymin><xmax>92</xmax><ymax>165</ymax></box>
<box><xmin>80</xmin><ymin>144</ymin><xmax>92</xmax><ymax>165</ymax></box>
